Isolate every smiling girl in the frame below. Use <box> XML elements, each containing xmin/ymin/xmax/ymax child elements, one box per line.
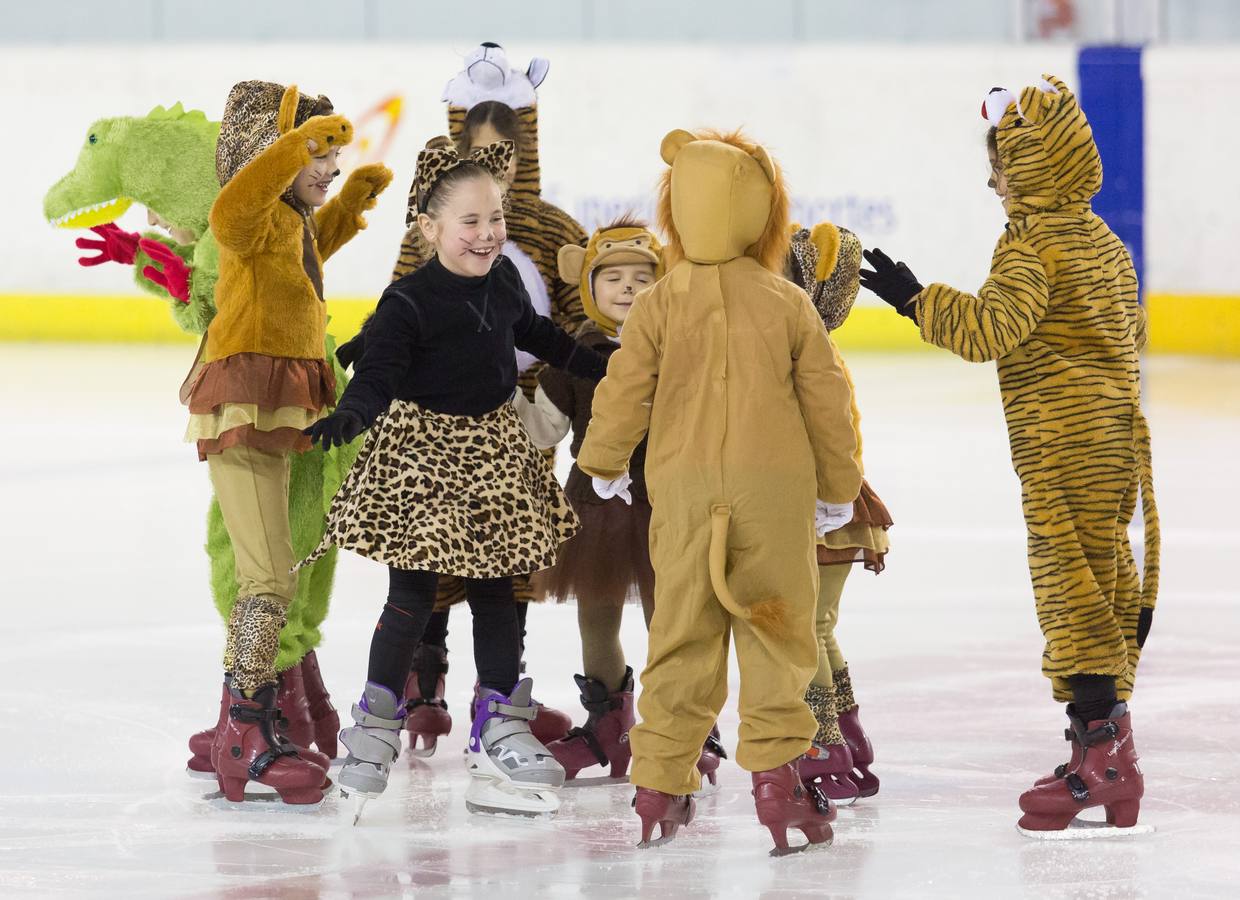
<box><xmin>298</xmin><ymin>136</ymin><xmax>608</xmax><ymax>818</ymax></box>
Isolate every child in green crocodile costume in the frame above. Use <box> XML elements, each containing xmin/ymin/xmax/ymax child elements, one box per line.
<box><xmin>44</xmin><ymin>102</ymin><xmax>359</xmax><ymax>768</ymax></box>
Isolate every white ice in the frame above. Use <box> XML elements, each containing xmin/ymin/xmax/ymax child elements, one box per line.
<box><xmin>1</xmin><ymin>346</ymin><xmax>1238</xmax><ymax>899</ymax></box>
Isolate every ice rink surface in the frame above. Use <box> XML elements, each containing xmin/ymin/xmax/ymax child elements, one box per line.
<box><xmin>1</xmin><ymin>346</ymin><xmax>1237</xmax><ymax>899</ymax></box>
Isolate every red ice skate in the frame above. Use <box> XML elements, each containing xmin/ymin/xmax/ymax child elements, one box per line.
<box><xmin>548</xmin><ymin>667</ymin><xmax>635</xmax><ymax>781</ymax></box>
<box><xmin>692</xmin><ymin>725</ymin><xmax>727</xmax><ymax>795</ymax></box>
<box><xmin>274</xmin><ymin>662</ymin><xmax>332</xmax><ymax>770</ymax></box>
<box><xmin>299</xmin><ymin>650</ymin><xmax>340</xmax><ymax>759</ymax></box>
<box><xmin>1032</xmin><ymin>704</ymin><xmax>1086</xmax><ymax>787</ymax></box>
<box><xmin>800</xmin><ymin>741</ymin><xmax>861</xmax><ymax>805</ymax></box>
<box><xmin>634</xmin><ymin>787</ymin><xmax>696</xmax><ymax>848</ymax></box>
<box><xmin>1017</xmin><ymin>703</ymin><xmax>1147</xmax><ymax>838</ymax></box>
<box><xmin>211</xmin><ymin>683</ymin><xmax>328</xmax><ymax>806</ymax></box>
<box><xmin>752</xmin><ymin>761</ymin><xmax>836</xmax><ymax>856</ymax></box>
<box><xmin>838</xmin><ymin>704</ymin><xmax>879</xmax><ymax>797</ymax></box>
<box><xmin>186</xmin><ymin>681</ymin><xmax>229</xmax><ymax>777</ymax></box>
<box><xmin>404</xmin><ymin>644</ymin><xmax>452</xmax><ymax>757</ymax></box>
<box><xmin>188</xmin><ymin>674</ymin><xmax>330</xmax><ymax>776</ymax></box>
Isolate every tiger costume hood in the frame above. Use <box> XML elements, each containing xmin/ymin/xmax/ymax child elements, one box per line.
<box><xmin>983</xmin><ymin>74</ymin><xmax>1102</xmax><ymax>218</ymax></box>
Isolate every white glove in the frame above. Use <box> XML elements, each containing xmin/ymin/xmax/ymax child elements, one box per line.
<box><xmin>815</xmin><ymin>500</ymin><xmax>854</xmax><ymax>536</ymax></box>
<box><xmin>592</xmin><ymin>472</ymin><xmax>633</xmax><ymax>506</ymax></box>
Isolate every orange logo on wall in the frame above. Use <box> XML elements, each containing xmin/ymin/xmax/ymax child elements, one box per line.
<box><xmin>344</xmin><ymin>94</ymin><xmax>404</xmax><ymax>173</ymax></box>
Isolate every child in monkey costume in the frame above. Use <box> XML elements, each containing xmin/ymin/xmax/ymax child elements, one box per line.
<box><xmin>577</xmin><ymin>129</ymin><xmax>863</xmax><ymax>854</ymax></box>
<box><xmin>185</xmin><ymin>80</ymin><xmax>392</xmax><ymax>806</ymax></box>
<box><xmin>862</xmin><ymin>74</ymin><xmax>1158</xmax><ymax>837</ymax></box>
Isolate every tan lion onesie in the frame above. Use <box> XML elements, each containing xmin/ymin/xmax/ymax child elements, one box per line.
<box><xmin>577</xmin><ymin>129</ymin><xmax>862</xmax><ymax>796</ymax></box>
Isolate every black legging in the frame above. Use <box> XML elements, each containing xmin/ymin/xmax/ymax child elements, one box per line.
<box><xmin>368</xmin><ymin>568</ymin><xmax>521</xmax><ymax>697</ymax></box>
<box><xmin>421</xmin><ymin>598</ymin><xmax>529</xmax><ymax>654</ymax></box>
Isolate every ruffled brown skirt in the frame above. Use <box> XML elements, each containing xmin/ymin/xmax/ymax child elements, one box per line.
<box><xmin>817</xmin><ymin>479</ymin><xmax>894</xmax><ymax>573</ymax></box>
<box><xmin>534</xmin><ymin>496</ymin><xmax>655</xmax><ymax>608</ymax></box>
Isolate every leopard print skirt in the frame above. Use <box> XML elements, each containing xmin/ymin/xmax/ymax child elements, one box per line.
<box><xmin>296</xmin><ymin>400</ymin><xmax>578</xmax><ymax>577</ymax></box>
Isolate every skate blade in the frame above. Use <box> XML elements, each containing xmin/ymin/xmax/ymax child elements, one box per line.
<box><xmin>769</xmin><ymin>836</ymin><xmax>833</xmax><ymax>857</ymax></box>
<box><xmin>408</xmin><ymin>734</ymin><xmax>441</xmax><ymax>758</ymax></box>
<box><xmin>465</xmin><ymin>800</ymin><xmax>558</xmax><ymax>820</ymax></box>
<box><xmin>636</xmin><ymin>835</ymin><xmax>677</xmax><ymax>849</ymax></box>
<box><xmin>1017</xmin><ymin>819</ymin><xmax>1155</xmax><ymax>840</ymax></box>
<box><xmin>202</xmin><ymin>790</ymin><xmax>327</xmax><ymax>813</ymax></box>
<box><xmin>185</xmin><ymin>768</ymin><xmax>222</xmax><ymax>782</ymax></box>
<box><xmin>564</xmin><ymin>774</ymin><xmax>630</xmax><ymax>788</ymax></box>
<box><xmin>691</xmin><ymin>780</ymin><xmax>721</xmax><ymax>799</ymax></box>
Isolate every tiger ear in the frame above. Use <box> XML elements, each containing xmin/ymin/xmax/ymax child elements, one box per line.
<box><xmin>1040</xmin><ymin>73</ymin><xmax>1073</xmax><ymax>98</ymax></box>
<box><xmin>660</xmin><ymin>129</ymin><xmax>696</xmax><ymax>165</ymax></box>
<box><xmin>277</xmin><ymin>84</ymin><xmax>300</xmax><ymax>135</ymax></box>
<box><xmin>558</xmin><ymin>244</ymin><xmax>587</xmax><ymax>284</ymax></box>
<box><xmin>750</xmin><ymin>144</ymin><xmax>777</xmax><ymax>183</ymax></box>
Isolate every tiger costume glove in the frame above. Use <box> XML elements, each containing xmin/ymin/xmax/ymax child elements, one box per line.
<box><xmin>860</xmin><ymin>247</ymin><xmax>923</xmax><ymax>322</ymax></box>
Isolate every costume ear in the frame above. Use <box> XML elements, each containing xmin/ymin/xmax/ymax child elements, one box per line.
<box><xmin>750</xmin><ymin>144</ymin><xmax>777</xmax><ymax>183</ymax></box>
<box><xmin>1041</xmin><ymin>73</ymin><xmax>1072</xmax><ymax>98</ymax></box>
<box><xmin>660</xmin><ymin>129</ymin><xmax>696</xmax><ymax>165</ymax></box>
<box><xmin>558</xmin><ymin>244</ymin><xmax>587</xmax><ymax>284</ymax></box>
<box><xmin>527</xmin><ymin>57</ymin><xmax>550</xmax><ymax>88</ymax></box>
<box><xmin>277</xmin><ymin>84</ymin><xmax>300</xmax><ymax>136</ymax></box>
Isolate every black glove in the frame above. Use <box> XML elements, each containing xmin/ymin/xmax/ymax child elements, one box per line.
<box><xmin>1136</xmin><ymin>607</ymin><xmax>1153</xmax><ymax>649</ymax></box>
<box><xmin>860</xmin><ymin>248</ymin><xmax>924</xmax><ymax>322</ymax></box>
<box><xmin>304</xmin><ymin>409</ymin><xmax>366</xmax><ymax>450</ymax></box>
<box><xmin>335</xmin><ymin>333</ymin><xmax>363</xmax><ymax>370</ymax></box>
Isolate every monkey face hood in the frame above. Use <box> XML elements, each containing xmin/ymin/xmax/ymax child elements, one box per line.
<box><xmin>660</xmin><ymin>129</ymin><xmax>777</xmax><ymax>265</ymax></box>
<box><xmin>983</xmin><ymin>74</ymin><xmax>1101</xmax><ymax>218</ymax></box>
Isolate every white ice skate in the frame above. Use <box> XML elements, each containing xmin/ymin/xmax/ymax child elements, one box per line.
<box><xmin>337</xmin><ymin>682</ymin><xmax>405</xmax><ymax>825</ymax></box>
<box><xmin>465</xmin><ymin>678</ymin><xmax>565</xmax><ymax>818</ymax></box>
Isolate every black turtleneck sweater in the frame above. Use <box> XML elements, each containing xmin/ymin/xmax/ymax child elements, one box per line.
<box><xmin>336</xmin><ymin>254</ymin><xmax>608</xmax><ymax>424</ymax></box>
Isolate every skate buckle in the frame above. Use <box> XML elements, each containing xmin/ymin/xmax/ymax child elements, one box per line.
<box><xmin>807</xmin><ymin>781</ymin><xmax>832</xmax><ymax>816</ymax></box>
<box><xmin>563</xmin><ymin>725</ymin><xmax>610</xmax><ymax>768</ymax></box>
<box><xmin>704</xmin><ymin>733</ymin><xmax>728</xmax><ymax>759</ymax></box>
<box><xmin>1065</xmin><ymin>772</ymin><xmax>1090</xmax><ymax>803</ymax></box>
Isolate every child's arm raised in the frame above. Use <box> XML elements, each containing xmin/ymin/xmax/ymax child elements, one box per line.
<box><xmin>316</xmin><ymin>163</ymin><xmax>394</xmax><ymax>261</ymax></box>
<box><xmin>210</xmin><ymin>114</ymin><xmax>352</xmax><ymax>255</ymax></box>
<box><xmin>791</xmin><ymin>294</ymin><xmax>863</xmax><ymax>506</ymax></box>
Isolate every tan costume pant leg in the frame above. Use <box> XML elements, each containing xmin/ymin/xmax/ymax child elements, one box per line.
<box><xmin>208</xmin><ymin>445</ymin><xmax>296</xmax><ymax>691</ymax></box>
<box><xmin>629</xmin><ymin>522</ymin><xmax>730</xmax><ymax>796</ymax></box>
<box><xmin>812</xmin><ymin>564</ymin><xmax>851</xmax><ymax>689</ymax></box>
<box><xmin>726</xmin><ymin>509</ymin><xmax>820</xmax><ymax>774</ymax></box>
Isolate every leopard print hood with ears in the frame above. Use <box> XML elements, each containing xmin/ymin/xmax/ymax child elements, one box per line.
<box><xmin>215</xmin><ymin>80</ymin><xmax>334</xmax><ymax>187</ymax></box>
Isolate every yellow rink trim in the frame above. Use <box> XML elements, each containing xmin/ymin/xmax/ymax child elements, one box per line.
<box><xmin>0</xmin><ymin>293</ymin><xmax>1237</xmax><ymax>356</ymax></box>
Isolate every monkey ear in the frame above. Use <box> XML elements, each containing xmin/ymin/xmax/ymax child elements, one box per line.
<box><xmin>750</xmin><ymin>144</ymin><xmax>777</xmax><ymax>183</ymax></box>
<box><xmin>558</xmin><ymin>244</ymin><xmax>587</xmax><ymax>284</ymax></box>
<box><xmin>660</xmin><ymin>129</ymin><xmax>696</xmax><ymax>165</ymax></box>
<box><xmin>277</xmin><ymin>84</ymin><xmax>300</xmax><ymax>135</ymax></box>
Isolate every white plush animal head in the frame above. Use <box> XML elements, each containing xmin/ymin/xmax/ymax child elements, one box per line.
<box><xmin>441</xmin><ymin>42</ymin><xmax>550</xmax><ymax>110</ymax></box>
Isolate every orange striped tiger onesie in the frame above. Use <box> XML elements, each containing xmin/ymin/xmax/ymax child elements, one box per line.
<box><xmin>899</xmin><ymin>75</ymin><xmax>1159</xmax><ymax>703</ymax></box>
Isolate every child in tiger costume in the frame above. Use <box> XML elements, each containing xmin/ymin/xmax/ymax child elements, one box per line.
<box><xmin>354</xmin><ymin>43</ymin><xmax>585</xmax><ymax>751</ymax></box>
<box><xmin>861</xmin><ymin>74</ymin><xmax>1159</xmax><ymax>837</ymax></box>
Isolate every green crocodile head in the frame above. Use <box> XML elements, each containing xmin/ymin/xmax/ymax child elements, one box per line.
<box><xmin>44</xmin><ymin>103</ymin><xmax>220</xmax><ymax>239</ymax></box>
